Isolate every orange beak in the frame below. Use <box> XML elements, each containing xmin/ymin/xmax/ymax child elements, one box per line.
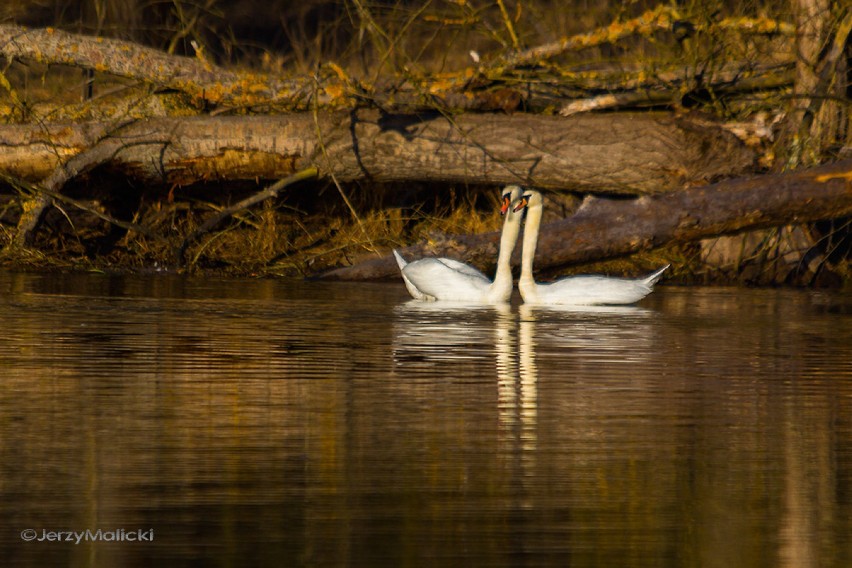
<box><xmin>500</xmin><ymin>195</ymin><xmax>511</xmax><ymax>215</ymax></box>
<box><xmin>513</xmin><ymin>196</ymin><xmax>528</xmax><ymax>213</ymax></box>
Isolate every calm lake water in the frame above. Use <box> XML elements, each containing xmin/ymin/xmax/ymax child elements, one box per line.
<box><xmin>1</xmin><ymin>270</ymin><xmax>850</xmax><ymax>567</ymax></box>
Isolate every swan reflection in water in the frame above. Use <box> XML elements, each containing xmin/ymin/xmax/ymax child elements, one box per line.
<box><xmin>391</xmin><ymin>300</ymin><xmax>657</xmax><ymax>455</ymax></box>
<box><xmin>392</xmin><ymin>301</ymin><xmax>653</xmax><ymax>363</ymax></box>
<box><xmin>390</xmin><ymin>298</ymin><xmax>661</xmax><ymax>528</ymax></box>
<box><xmin>519</xmin><ymin>303</ymin><xmax>655</xmax><ymax>367</ymax></box>
<box><xmin>391</xmin><ymin>300</ymin><xmax>516</xmax><ymax>370</ymax></box>
<box><xmin>392</xmin><ymin>299</ymin><xmax>531</xmax><ymax>478</ymax></box>
<box><xmin>516</xmin><ymin>304</ymin><xmax>655</xmax><ymax>450</ymax></box>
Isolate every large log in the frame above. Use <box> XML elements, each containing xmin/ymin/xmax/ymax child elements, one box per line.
<box><xmin>319</xmin><ymin>159</ymin><xmax>852</xmax><ymax>280</ymax></box>
<box><xmin>0</xmin><ymin>111</ymin><xmax>753</xmax><ymax>194</ymax></box>
<box><xmin>0</xmin><ymin>24</ymin><xmax>304</xmax><ymax>107</ymax></box>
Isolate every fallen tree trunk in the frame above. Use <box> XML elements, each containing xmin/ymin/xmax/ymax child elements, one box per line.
<box><xmin>319</xmin><ymin>158</ymin><xmax>852</xmax><ymax>280</ymax></box>
<box><xmin>2</xmin><ymin>109</ymin><xmax>755</xmax><ymax>245</ymax></box>
<box><xmin>0</xmin><ymin>24</ymin><xmax>306</xmax><ymax>108</ymax></box>
<box><xmin>0</xmin><ymin>111</ymin><xmax>753</xmax><ymax>193</ymax></box>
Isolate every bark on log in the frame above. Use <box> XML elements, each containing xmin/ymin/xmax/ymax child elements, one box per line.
<box><xmin>319</xmin><ymin>158</ymin><xmax>852</xmax><ymax>280</ymax></box>
<box><xmin>0</xmin><ymin>24</ymin><xmax>306</xmax><ymax>107</ymax></box>
<box><xmin>0</xmin><ymin>111</ymin><xmax>754</xmax><ymax>193</ymax></box>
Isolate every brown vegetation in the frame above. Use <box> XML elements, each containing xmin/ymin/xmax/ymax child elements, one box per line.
<box><xmin>0</xmin><ymin>0</ymin><xmax>850</xmax><ymax>284</ymax></box>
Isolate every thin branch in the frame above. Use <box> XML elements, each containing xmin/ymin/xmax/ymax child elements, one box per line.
<box><xmin>1</xmin><ymin>172</ymin><xmax>164</xmax><ymax>242</ymax></box>
<box><xmin>491</xmin><ymin>6</ymin><xmax>794</xmax><ymax>72</ymax></box>
<box><xmin>13</xmin><ymin>119</ymin><xmax>170</xmax><ymax>246</ymax></box>
<box><xmin>495</xmin><ymin>0</ymin><xmax>520</xmax><ymax>49</ymax></box>
<box><xmin>311</xmin><ymin>77</ymin><xmax>378</xmax><ymax>255</ymax></box>
<box><xmin>176</xmin><ymin>167</ymin><xmax>318</xmax><ymax>265</ymax></box>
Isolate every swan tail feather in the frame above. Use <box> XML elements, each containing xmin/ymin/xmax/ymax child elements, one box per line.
<box><xmin>393</xmin><ymin>249</ymin><xmax>432</xmax><ymax>300</ymax></box>
<box><xmin>643</xmin><ymin>264</ymin><xmax>670</xmax><ymax>287</ymax></box>
<box><xmin>392</xmin><ymin>249</ymin><xmax>407</xmax><ymax>270</ymax></box>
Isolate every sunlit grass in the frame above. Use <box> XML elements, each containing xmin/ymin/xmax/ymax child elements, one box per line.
<box><xmin>0</xmin><ymin>1</ymin><xmax>848</xmax><ymax>283</ymax></box>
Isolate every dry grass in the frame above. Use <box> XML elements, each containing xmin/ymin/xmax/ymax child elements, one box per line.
<box><xmin>3</xmin><ymin>178</ymin><xmax>849</xmax><ymax>286</ymax></box>
<box><xmin>0</xmin><ymin>1</ymin><xmax>849</xmax><ymax>284</ymax></box>
<box><xmin>9</xmin><ymin>180</ymin><xmax>502</xmax><ymax>277</ymax></box>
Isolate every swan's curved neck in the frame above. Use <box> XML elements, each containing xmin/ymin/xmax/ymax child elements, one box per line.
<box><xmin>520</xmin><ymin>200</ymin><xmax>542</xmax><ymax>283</ymax></box>
<box><xmin>490</xmin><ymin>210</ymin><xmax>522</xmax><ymax>296</ymax></box>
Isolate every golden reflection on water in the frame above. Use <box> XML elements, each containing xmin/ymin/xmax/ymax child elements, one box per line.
<box><xmin>1</xmin><ymin>272</ymin><xmax>851</xmax><ymax>567</ymax></box>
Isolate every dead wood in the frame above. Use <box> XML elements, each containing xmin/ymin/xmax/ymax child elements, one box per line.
<box><xmin>12</xmin><ymin>118</ymin><xmax>158</xmax><ymax>246</ymax></box>
<box><xmin>176</xmin><ymin>167</ymin><xmax>318</xmax><ymax>265</ymax></box>
<box><xmin>5</xmin><ymin>110</ymin><xmax>753</xmax><ymax>245</ymax></box>
<box><xmin>794</xmin><ymin>9</ymin><xmax>852</xmax><ymax>157</ymax></box>
<box><xmin>775</xmin><ymin>3</ymin><xmax>851</xmax><ymax>167</ymax></box>
<box><xmin>492</xmin><ymin>5</ymin><xmax>793</xmax><ymax>71</ymax></box>
<box><xmin>0</xmin><ymin>24</ymin><xmax>308</xmax><ymax>108</ymax></box>
<box><xmin>319</xmin><ymin>159</ymin><xmax>852</xmax><ymax>281</ymax></box>
<box><xmin>0</xmin><ymin>111</ymin><xmax>753</xmax><ymax>192</ymax></box>
<box><xmin>0</xmin><ymin>5</ymin><xmax>846</xmax><ymax>279</ymax></box>
<box><xmin>0</xmin><ymin>9</ymin><xmax>798</xmax><ymax>118</ymax></box>
<box><xmin>1</xmin><ymin>172</ymin><xmax>162</xmax><ymax>243</ymax></box>
<box><xmin>559</xmin><ymin>63</ymin><xmax>794</xmax><ymax>116</ymax></box>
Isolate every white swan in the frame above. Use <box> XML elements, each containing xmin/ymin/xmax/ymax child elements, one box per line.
<box><xmin>393</xmin><ymin>185</ymin><xmax>523</xmax><ymax>303</ymax></box>
<box><xmin>514</xmin><ymin>189</ymin><xmax>669</xmax><ymax>305</ymax></box>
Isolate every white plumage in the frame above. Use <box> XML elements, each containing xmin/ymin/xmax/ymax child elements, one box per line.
<box><xmin>393</xmin><ymin>186</ymin><xmax>524</xmax><ymax>304</ymax></box>
<box><xmin>514</xmin><ymin>189</ymin><xmax>668</xmax><ymax>305</ymax></box>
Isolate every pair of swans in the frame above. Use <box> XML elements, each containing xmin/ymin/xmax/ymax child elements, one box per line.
<box><xmin>394</xmin><ymin>186</ymin><xmax>669</xmax><ymax>305</ymax></box>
